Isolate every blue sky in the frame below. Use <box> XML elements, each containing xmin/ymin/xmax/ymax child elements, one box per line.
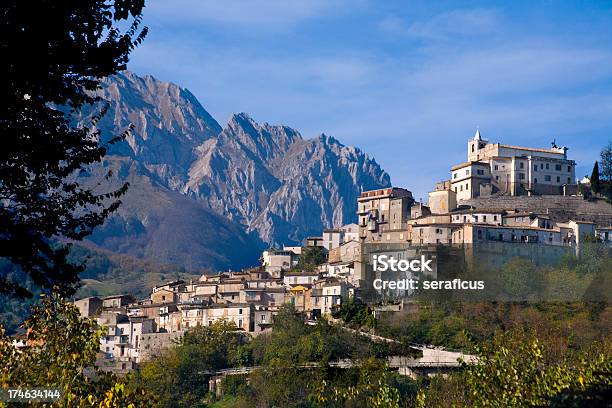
<box><xmin>128</xmin><ymin>0</ymin><xmax>612</xmax><ymax>200</ymax></box>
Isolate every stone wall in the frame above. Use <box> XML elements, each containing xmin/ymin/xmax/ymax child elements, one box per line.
<box><xmin>462</xmin><ymin>196</ymin><xmax>612</xmax><ymax>226</ymax></box>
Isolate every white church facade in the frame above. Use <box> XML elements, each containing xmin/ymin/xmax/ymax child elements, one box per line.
<box><xmin>450</xmin><ymin>130</ymin><xmax>577</xmax><ymax>201</ymax></box>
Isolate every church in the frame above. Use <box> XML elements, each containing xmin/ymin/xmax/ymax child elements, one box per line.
<box><xmin>449</xmin><ymin>130</ymin><xmax>577</xmax><ymax>200</ymax></box>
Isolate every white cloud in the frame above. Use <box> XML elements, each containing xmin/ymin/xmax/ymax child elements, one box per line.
<box><xmin>380</xmin><ymin>9</ymin><xmax>500</xmax><ymax>40</ymax></box>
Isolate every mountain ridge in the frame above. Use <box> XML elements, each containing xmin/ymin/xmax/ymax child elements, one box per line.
<box><xmin>85</xmin><ymin>71</ymin><xmax>391</xmax><ymax>269</ymax></box>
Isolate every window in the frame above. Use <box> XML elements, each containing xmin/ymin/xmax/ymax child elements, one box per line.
<box><xmin>519</xmin><ymin>173</ymin><xmax>525</xmax><ymax>180</ymax></box>
<box><xmin>546</xmin><ymin>163</ymin><xmax>549</xmax><ymax>169</ymax></box>
<box><xmin>555</xmin><ymin>164</ymin><xmax>562</xmax><ymax>171</ymax></box>
<box><xmin>454</xmin><ymin>187</ymin><xmax>458</xmax><ymax>192</ymax></box>
<box><xmin>545</xmin><ymin>175</ymin><xmax>551</xmax><ymax>182</ymax></box>
<box><xmin>471</xmin><ymin>144</ymin><xmax>475</xmax><ymax>152</ymax></box>
<box><xmin>463</xmin><ymin>216</ymin><xmax>467</xmax><ymax>222</ymax></box>
<box><xmin>466</xmin><ymin>169</ymin><xmax>470</xmax><ymax>175</ymax></box>
<box><xmin>534</xmin><ymin>165</ymin><xmax>538</xmax><ymax>171</ymax></box>
<box><xmin>436</xmin><ymin>228</ymin><xmax>442</xmax><ymax>234</ymax></box>
<box><xmin>495</xmin><ymin>175</ymin><xmax>499</xmax><ymax>181</ymax></box>
<box><xmin>494</xmin><ymin>165</ymin><xmax>498</xmax><ymax>170</ymax></box>
<box><xmin>520</xmin><ymin>162</ymin><xmax>524</xmax><ymax>169</ymax></box>
<box><xmin>534</xmin><ymin>178</ymin><xmax>538</xmax><ymax>184</ymax></box>
<box><xmin>460</xmin><ymin>185</ymin><xmax>463</xmax><ymax>191</ymax></box>
<box><xmin>453</xmin><ymin>173</ymin><xmax>457</xmax><ymax>179</ymax></box>
<box><xmin>474</xmin><ymin>215</ymin><xmax>479</xmax><ymax>222</ymax></box>
<box><xmin>567</xmin><ymin>166</ymin><xmax>571</xmax><ymax>172</ymax></box>
<box><xmin>493</xmin><ymin>215</ymin><xmax>498</xmax><ymax>221</ymax></box>
<box><xmin>477</xmin><ymin>169</ymin><xmax>484</xmax><ymax>175</ymax></box>
<box><xmin>483</xmin><ymin>215</ymin><xmax>487</xmax><ymax>222</ymax></box>
<box><xmin>556</xmin><ymin>176</ymin><xmax>560</xmax><ymax>182</ymax></box>
<box><xmin>541</xmin><ymin>164</ymin><xmax>544</xmax><ymax>169</ymax></box>
<box><xmin>567</xmin><ymin>177</ymin><xmax>571</xmax><ymax>183</ymax></box>
<box><xmin>239</xmin><ymin>308</ymin><xmax>243</xmax><ymax>314</ymax></box>
<box><xmin>466</xmin><ymin>183</ymin><xmax>469</xmax><ymax>190</ymax></box>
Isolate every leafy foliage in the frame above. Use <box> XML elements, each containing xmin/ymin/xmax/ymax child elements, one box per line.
<box><xmin>331</xmin><ymin>295</ymin><xmax>376</xmax><ymax>329</ymax></box>
<box><xmin>600</xmin><ymin>142</ymin><xmax>612</xmax><ymax>181</ymax></box>
<box><xmin>133</xmin><ymin>321</ymin><xmax>248</xmax><ymax>408</ymax></box>
<box><xmin>310</xmin><ymin>358</ymin><xmax>404</xmax><ymax>408</ymax></box>
<box><xmin>1</xmin><ymin>0</ymin><xmax>147</xmax><ymax>298</ymax></box>
<box><xmin>0</xmin><ymin>293</ymin><xmax>153</xmax><ymax>407</ymax></box>
<box><xmin>295</xmin><ymin>246</ymin><xmax>327</xmax><ymax>271</ymax></box>
<box><xmin>415</xmin><ymin>329</ymin><xmax>611</xmax><ymax>408</ymax></box>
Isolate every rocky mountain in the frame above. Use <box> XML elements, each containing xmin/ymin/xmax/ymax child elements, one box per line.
<box><xmin>96</xmin><ymin>71</ymin><xmax>222</xmax><ymax>189</ymax></box>
<box><xmin>84</xmin><ymin>71</ymin><xmax>391</xmax><ymax>270</ymax></box>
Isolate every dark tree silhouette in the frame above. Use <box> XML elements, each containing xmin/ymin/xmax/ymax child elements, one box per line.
<box><xmin>0</xmin><ymin>1</ymin><xmax>147</xmax><ymax>298</ymax></box>
<box><xmin>591</xmin><ymin>161</ymin><xmax>601</xmax><ymax>195</ymax></box>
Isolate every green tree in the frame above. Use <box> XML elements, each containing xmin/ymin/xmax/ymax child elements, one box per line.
<box><xmin>591</xmin><ymin>161</ymin><xmax>601</xmax><ymax>194</ymax></box>
<box><xmin>461</xmin><ymin>330</ymin><xmax>610</xmax><ymax>407</ymax></box>
<box><xmin>0</xmin><ymin>293</ymin><xmax>153</xmax><ymax>407</ymax></box>
<box><xmin>332</xmin><ymin>295</ymin><xmax>376</xmax><ymax>329</ymax></box>
<box><xmin>600</xmin><ymin>142</ymin><xmax>612</xmax><ymax>181</ymax></box>
<box><xmin>134</xmin><ymin>321</ymin><xmax>247</xmax><ymax>408</ymax></box>
<box><xmin>295</xmin><ymin>246</ymin><xmax>327</xmax><ymax>271</ymax></box>
<box><xmin>310</xmin><ymin>358</ymin><xmax>401</xmax><ymax>408</ymax></box>
<box><xmin>1</xmin><ymin>0</ymin><xmax>147</xmax><ymax>298</ymax></box>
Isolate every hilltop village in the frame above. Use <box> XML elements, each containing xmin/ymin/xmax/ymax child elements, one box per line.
<box><xmin>74</xmin><ymin>131</ymin><xmax>612</xmax><ymax>373</ymax></box>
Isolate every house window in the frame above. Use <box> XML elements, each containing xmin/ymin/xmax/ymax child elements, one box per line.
<box><xmin>454</xmin><ymin>173</ymin><xmax>458</xmax><ymax>179</ymax></box>
<box><xmin>483</xmin><ymin>215</ymin><xmax>487</xmax><ymax>222</ymax></box>
<box><xmin>534</xmin><ymin>178</ymin><xmax>538</xmax><ymax>184</ymax></box>
<box><xmin>545</xmin><ymin>175</ymin><xmax>551</xmax><ymax>182</ymax></box>
<box><xmin>540</xmin><ymin>164</ymin><xmax>544</xmax><ymax>169</ymax></box>
<box><xmin>567</xmin><ymin>166</ymin><xmax>571</xmax><ymax>172</ymax></box>
<box><xmin>567</xmin><ymin>177</ymin><xmax>571</xmax><ymax>183</ymax></box>
<box><xmin>534</xmin><ymin>165</ymin><xmax>538</xmax><ymax>171</ymax></box>
<box><xmin>520</xmin><ymin>162</ymin><xmax>524</xmax><ymax>169</ymax></box>
<box><xmin>546</xmin><ymin>163</ymin><xmax>549</xmax><ymax>169</ymax></box>
<box><xmin>556</xmin><ymin>176</ymin><xmax>560</xmax><ymax>182</ymax></box>
<box><xmin>466</xmin><ymin>183</ymin><xmax>469</xmax><ymax>190</ymax></box>
<box><xmin>493</xmin><ymin>215</ymin><xmax>498</xmax><ymax>221</ymax></box>
<box><xmin>466</xmin><ymin>169</ymin><xmax>470</xmax><ymax>175</ymax></box>
<box><xmin>519</xmin><ymin>173</ymin><xmax>525</xmax><ymax>180</ymax></box>
<box><xmin>555</xmin><ymin>164</ymin><xmax>562</xmax><ymax>171</ymax></box>
<box><xmin>474</xmin><ymin>215</ymin><xmax>479</xmax><ymax>222</ymax></box>
<box><xmin>239</xmin><ymin>308</ymin><xmax>243</xmax><ymax>314</ymax></box>
<box><xmin>494</xmin><ymin>165</ymin><xmax>498</xmax><ymax>170</ymax></box>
